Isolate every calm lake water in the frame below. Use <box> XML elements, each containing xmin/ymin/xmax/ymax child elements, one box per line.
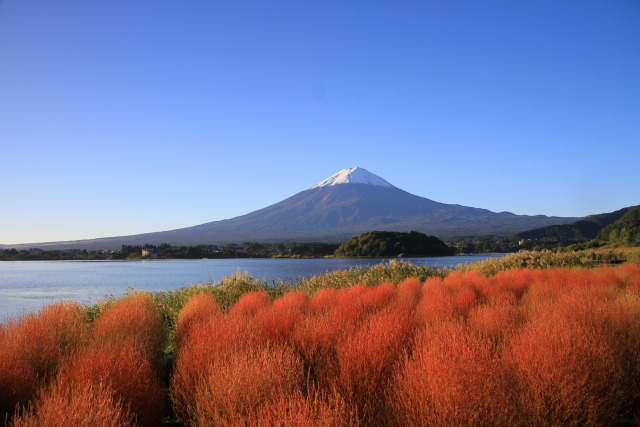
<box><xmin>0</xmin><ymin>254</ymin><xmax>505</xmax><ymax>321</ymax></box>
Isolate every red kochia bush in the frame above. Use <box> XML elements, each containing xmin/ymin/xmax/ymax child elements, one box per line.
<box><xmin>0</xmin><ymin>327</ymin><xmax>37</xmax><ymax>422</ymax></box>
<box><xmin>357</xmin><ymin>282</ymin><xmax>395</xmax><ymax>313</ymax></box>
<box><xmin>0</xmin><ymin>302</ymin><xmax>89</xmax><ymax>421</ymax></box>
<box><xmin>228</xmin><ymin>290</ymin><xmax>271</xmax><ymax>318</ymax></box>
<box><xmin>388</xmin><ymin>319</ymin><xmax>520</xmax><ymax>426</ymax></box>
<box><xmin>395</xmin><ymin>277</ymin><xmax>422</xmax><ymax>308</ymax></box>
<box><xmin>12</xmin><ymin>381</ymin><xmax>134</xmax><ymax>427</ymax></box>
<box><xmin>92</xmin><ymin>292</ymin><xmax>164</xmax><ymax>365</ymax></box>
<box><xmin>6</xmin><ymin>302</ymin><xmax>89</xmax><ymax>379</ymax></box>
<box><xmin>191</xmin><ymin>343</ymin><xmax>305</xmax><ymax>426</ymax></box>
<box><xmin>507</xmin><ymin>292</ymin><xmax>631</xmax><ymax>425</ymax></box>
<box><xmin>467</xmin><ymin>291</ymin><xmax>522</xmax><ymax>345</ymax></box>
<box><xmin>246</xmin><ymin>389</ymin><xmax>355</xmax><ymax>427</ymax></box>
<box><xmin>292</xmin><ymin>283</ymin><xmax>395</xmax><ymax>391</ymax></box>
<box><xmin>175</xmin><ymin>292</ymin><xmax>221</xmax><ymax>347</ymax></box>
<box><xmin>417</xmin><ymin>277</ymin><xmax>456</xmax><ymax>323</ymax></box>
<box><xmin>335</xmin><ymin>303</ymin><xmax>416</xmax><ymax>424</ymax></box>
<box><xmin>291</xmin><ymin>309</ymin><xmax>346</xmax><ymax>389</ymax></box>
<box><xmin>171</xmin><ymin>314</ymin><xmax>259</xmax><ymax>422</ymax></box>
<box><xmin>308</xmin><ymin>288</ymin><xmax>339</xmax><ymax>314</ymax></box>
<box><xmin>254</xmin><ymin>290</ymin><xmax>307</xmax><ymax>343</ymax></box>
<box><xmin>56</xmin><ymin>343</ymin><xmax>167</xmax><ymax>426</ymax></box>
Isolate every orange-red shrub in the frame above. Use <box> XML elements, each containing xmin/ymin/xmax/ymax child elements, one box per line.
<box><xmin>291</xmin><ymin>309</ymin><xmax>346</xmax><ymax>389</ymax></box>
<box><xmin>330</xmin><ymin>283</ymin><xmax>395</xmax><ymax>329</ymax></box>
<box><xmin>335</xmin><ymin>303</ymin><xmax>416</xmax><ymax>424</ymax></box>
<box><xmin>395</xmin><ymin>277</ymin><xmax>422</xmax><ymax>308</ymax></box>
<box><xmin>388</xmin><ymin>319</ymin><xmax>520</xmax><ymax>426</ymax></box>
<box><xmin>290</xmin><ymin>283</ymin><xmax>395</xmax><ymax>392</ymax></box>
<box><xmin>308</xmin><ymin>288</ymin><xmax>339</xmax><ymax>314</ymax></box>
<box><xmin>228</xmin><ymin>290</ymin><xmax>271</xmax><ymax>318</ymax></box>
<box><xmin>12</xmin><ymin>381</ymin><xmax>134</xmax><ymax>427</ymax></box>
<box><xmin>171</xmin><ymin>314</ymin><xmax>259</xmax><ymax>421</ymax></box>
<box><xmin>246</xmin><ymin>389</ymin><xmax>355</xmax><ymax>427</ymax></box>
<box><xmin>6</xmin><ymin>302</ymin><xmax>89</xmax><ymax>378</ymax></box>
<box><xmin>417</xmin><ymin>277</ymin><xmax>456</xmax><ymax>323</ymax></box>
<box><xmin>92</xmin><ymin>292</ymin><xmax>164</xmax><ymax>365</ymax></box>
<box><xmin>490</xmin><ymin>268</ymin><xmax>538</xmax><ymax>298</ymax></box>
<box><xmin>57</xmin><ymin>343</ymin><xmax>167</xmax><ymax>426</ymax></box>
<box><xmin>175</xmin><ymin>292</ymin><xmax>221</xmax><ymax>347</ymax></box>
<box><xmin>358</xmin><ymin>282</ymin><xmax>395</xmax><ymax>313</ymax></box>
<box><xmin>0</xmin><ymin>327</ymin><xmax>36</xmax><ymax>422</ymax></box>
<box><xmin>189</xmin><ymin>343</ymin><xmax>304</xmax><ymax>426</ymax></box>
<box><xmin>507</xmin><ymin>291</ymin><xmax>632</xmax><ymax>425</ymax></box>
<box><xmin>467</xmin><ymin>291</ymin><xmax>523</xmax><ymax>345</ymax></box>
<box><xmin>254</xmin><ymin>290</ymin><xmax>307</xmax><ymax>343</ymax></box>
<box><xmin>0</xmin><ymin>302</ymin><xmax>88</xmax><ymax>422</ymax></box>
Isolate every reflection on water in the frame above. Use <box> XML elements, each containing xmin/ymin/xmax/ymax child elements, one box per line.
<box><xmin>0</xmin><ymin>254</ymin><xmax>505</xmax><ymax>320</ymax></box>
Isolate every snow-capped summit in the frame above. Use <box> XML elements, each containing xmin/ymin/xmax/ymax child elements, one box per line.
<box><xmin>311</xmin><ymin>167</ymin><xmax>394</xmax><ymax>189</ymax></box>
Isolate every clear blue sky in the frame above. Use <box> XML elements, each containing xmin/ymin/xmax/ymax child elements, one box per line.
<box><xmin>1</xmin><ymin>0</ymin><xmax>639</xmax><ymax>245</ymax></box>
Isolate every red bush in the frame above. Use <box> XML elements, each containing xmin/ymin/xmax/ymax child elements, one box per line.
<box><xmin>490</xmin><ymin>268</ymin><xmax>538</xmax><ymax>299</ymax></box>
<box><xmin>246</xmin><ymin>389</ymin><xmax>356</xmax><ymax>427</ymax></box>
<box><xmin>7</xmin><ymin>302</ymin><xmax>89</xmax><ymax>379</ymax></box>
<box><xmin>92</xmin><ymin>293</ymin><xmax>164</xmax><ymax>365</ymax></box>
<box><xmin>0</xmin><ymin>326</ymin><xmax>37</xmax><ymax>423</ymax></box>
<box><xmin>175</xmin><ymin>292</ymin><xmax>221</xmax><ymax>347</ymax></box>
<box><xmin>389</xmin><ymin>319</ymin><xmax>520</xmax><ymax>426</ymax></box>
<box><xmin>57</xmin><ymin>343</ymin><xmax>167</xmax><ymax>426</ymax></box>
<box><xmin>467</xmin><ymin>291</ymin><xmax>523</xmax><ymax>345</ymax></box>
<box><xmin>290</xmin><ymin>283</ymin><xmax>396</xmax><ymax>392</ymax></box>
<box><xmin>357</xmin><ymin>282</ymin><xmax>395</xmax><ymax>313</ymax></box>
<box><xmin>12</xmin><ymin>381</ymin><xmax>134</xmax><ymax>427</ymax></box>
<box><xmin>254</xmin><ymin>290</ymin><xmax>307</xmax><ymax>343</ymax></box>
<box><xmin>0</xmin><ymin>302</ymin><xmax>89</xmax><ymax>422</ymax></box>
<box><xmin>291</xmin><ymin>310</ymin><xmax>345</xmax><ymax>390</ymax></box>
<box><xmin>335</xmin><ymin>303</ymin><xmax>416</xmax><ymax>424</ymax></box>
<box><xmin>171</xmin><ymin>314</ymin><xmax>259</xmax><ymax>422</ymax></box>
<box><xmin>417</xmin><ymin>277</ymin><xmax>456</xmax><ymax>323</ymax></box>
<box><xmin>189</xmin><ymin>343</ymin><xmax>304</xmax><ymax>425</ymax></box>
<box><xmin>308</xmin><ymin>288</ymin><xmax>339</xmax><ymax>314</ymax></box>
<box><xmin>228</xmin><ymin>290</ymin><xmax>271</xmax><ymax>318</ymax></box>
<box><xmin>395</xmin><ymin>277</ymin><xmax>422</xmax><ymax>308</ymax></box>
<box><xmin>507</xmin><ymin>291</ymin><xmax>631</xmax><ymax>425</ymax></box>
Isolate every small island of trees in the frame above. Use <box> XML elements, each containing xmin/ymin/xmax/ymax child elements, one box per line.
<box><xmin>334</xmin><ymin>231</ymin><xmax>455</xmax><ymax>257</ymax></box>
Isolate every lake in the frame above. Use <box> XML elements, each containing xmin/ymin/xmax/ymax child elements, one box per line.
<box><xmin>0</xmin><ymin>254</ymin><xmax>505</xmax><ymax>320</ymax></box>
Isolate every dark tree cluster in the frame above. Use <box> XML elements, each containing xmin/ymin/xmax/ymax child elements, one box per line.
<box><xmin>0</xmin><ymin>248</ymin><xmax>111</xmax><ymax>261</ymax></box>
<box><xmin>334</xmin><ymin>231</ymin><xmax>455</xmax><ymax>257</ymax></box>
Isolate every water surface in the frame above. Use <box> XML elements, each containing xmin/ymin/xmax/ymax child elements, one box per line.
<box><xmin>0</xmin><ymin>254</ymin><xmax>505</xmax><ymax>320</ymax></box>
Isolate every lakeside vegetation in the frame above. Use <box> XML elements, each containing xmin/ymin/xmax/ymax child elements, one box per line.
<box><xmin>2</xmin><ymin>247</ymin><xmax>640</xmax><ymax>425</ymax></box>
<box><xmin>0</xmin><ymin>242</ymin><xmax>342</xmax><ymax>261</ymax></box>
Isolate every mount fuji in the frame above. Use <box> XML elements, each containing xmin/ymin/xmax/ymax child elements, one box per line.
<box><xmin>10</xmin><ymin>167</ymin><xmax>578</xmax><ymax>249</ymax></box>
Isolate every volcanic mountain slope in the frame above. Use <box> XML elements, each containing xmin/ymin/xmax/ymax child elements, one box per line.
<box><xmin>8</xmin><ymin>167</ymin><xmax>579</xmax><ymax>249</ymax></box>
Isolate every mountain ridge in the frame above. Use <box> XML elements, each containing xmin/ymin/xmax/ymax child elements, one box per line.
<box><xmin>2</xmin><ymin>168</ymin><xmax>580</xmax><ymax>250</ymax></box>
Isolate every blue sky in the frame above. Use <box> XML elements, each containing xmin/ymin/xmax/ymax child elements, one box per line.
<box><xmin>1</xmin><ymin>0</ymin><xmax>639</xmax><ymax>244</ymax></box>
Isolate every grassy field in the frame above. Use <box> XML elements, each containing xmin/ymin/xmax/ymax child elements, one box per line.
<box><xmin>2</xmin><ymin>248</ymin><xmax>639</xmax><ymax>426</ymax></box>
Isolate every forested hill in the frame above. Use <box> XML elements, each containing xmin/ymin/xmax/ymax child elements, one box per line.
<box><xmin>514</xmin><ymin>206</ymin><xmax>635</xmax><ymax>245</ymax></box>
<box><xmin>596</xmin><ymin>206</ymin><xmax>640</xmax><ymax>245</ymax></box>
<box><xmin>334</xmin><ymin>231</ymin><xmax>455</xmax><ymax>257</ymax></box>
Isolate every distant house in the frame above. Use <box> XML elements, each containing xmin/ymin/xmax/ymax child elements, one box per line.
<box><xmin>141</xmin><ymin>248</ymin><xmax>157</xmax><ymax>257</ymax></box>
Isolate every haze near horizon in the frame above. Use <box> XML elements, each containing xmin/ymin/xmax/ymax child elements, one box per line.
<box><xmin>1</xmin><ymin>1</ymin><xmax>638</xmax><ymax>245</ymax></box>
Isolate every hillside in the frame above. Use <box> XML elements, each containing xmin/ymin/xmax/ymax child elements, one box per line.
<box><xmin>514</xmin><ymin>206</ymin><xmax>635</xmax><ymax>247</ymax></box>
<box><xmin>595</xmin><ymin>206</ymin><xmax>640</xmax><ymax>245</ymax></box>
